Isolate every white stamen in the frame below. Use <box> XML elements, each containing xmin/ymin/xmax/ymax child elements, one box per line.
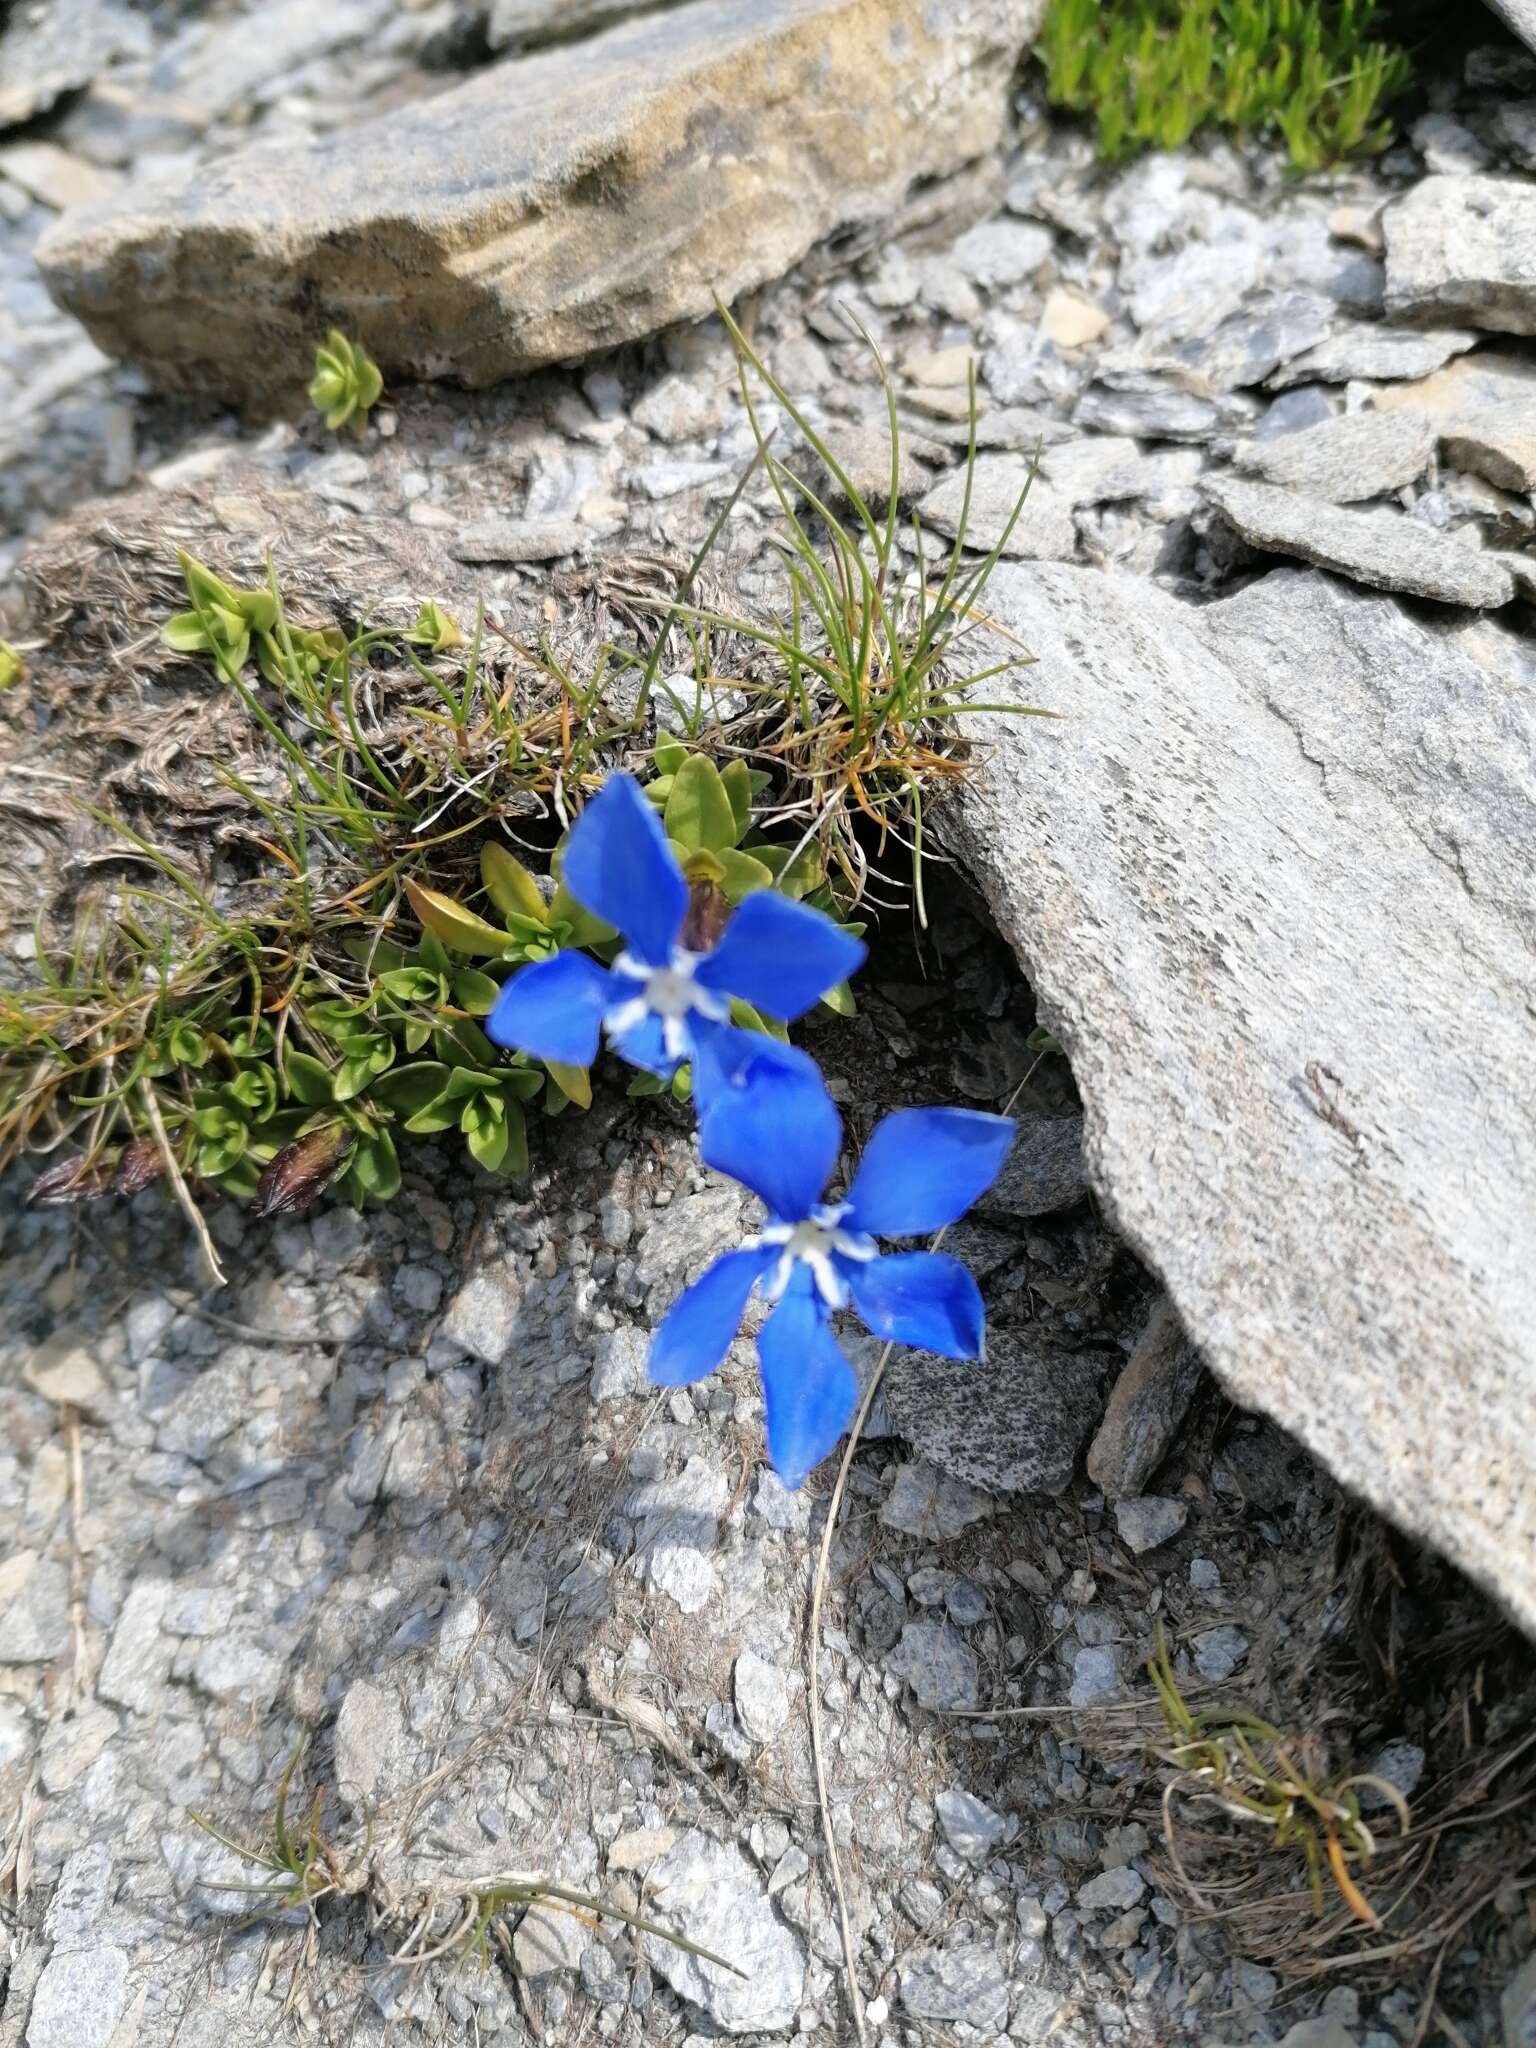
<box><xmin>602</xmin><ymin>947</ymin><xmax>730</xmax><ymax>1058</ymax></box>
<box><xmin>748</xmin><ymin>1202</ymin><xmax>876</xmax><ymax>1310</ymax></box>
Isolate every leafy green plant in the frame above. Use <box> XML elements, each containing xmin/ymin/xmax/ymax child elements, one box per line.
<box><xmin>309</xmin><ymin>329</ymin><xmax>384</xmax><ymax>436</ymax></box>
<box><xmin>1147</xmin><ymin>1625</ymin><xmax>1410</xmax><ymax>1929</ymax></box>
<box><xmin>0</xmin><ymin>639</ymin><xmax>24</xmax><ymax>690</ymax></box>
<box><xmin>1039</xmin><ymin>0</ymin><xmax>1413</xmax><ymax>169</ymax></box>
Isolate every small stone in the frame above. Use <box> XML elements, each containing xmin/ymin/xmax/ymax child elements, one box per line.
<box><xmin>887</xmin><ymin>1328</ymin><xmax>1103</xmax><ymax>1497</ymax></box>
<box><xmin>1268</xmin><ymin>322</ymin><xmax>1477</xmax><ymax>390</ymax></box>
<box><xmin>1189</xmin><ymin>1556</ymin><xmax>1221</xmax><ymax>1591</ymax></box>
<box><xmin>1256</xmin><ymin>385</ymin><xmax>1336</xmax><ymax>440</ymax></box>
<box><xmin>0</xmin><ymin>140</ymin><xmax>116</xmax><ymax>210</ymax></box>
<box><xmin>1236</xmin><ymin>1960</ymin><xmax>1281</xmax><ymax>2007</ymax></box>
<box><xmin>192</xmin><ymin>1634</ymin><xmax>284</xmax><ymax>1704</ymax></box>
<box><xmin>1374</xmin><ymin>351</ymin><xmax>1536</xmax><ymax>493</ymax></box>
<box><xmin>1113</xmin><ymin>1495</ymin><xmax>1188</xmax><ymax>1555</ymax></box>
<box><xmin>918</xmin><ymin>457</ymin><xmax>1077</xmax><ymax>561</ymax></box>
<box><xmin>452</xmin><ymin>518</ymin><xmax>595</xmax><ymax>563</ymax></box>
<box><xmin>1040</xmin><ymin>287</ymin><xmax>1110</xmax><ymax>349</ymax></box>
<box><xmin>1194</xmin><ymin>1625</ymin><xmax>1249</xmax><ymax>1683</ymax></box>
<box><xmin>1087</xmin><ymin>1297</ymin><xmax>1205</xmax><ymax>1499</ymax></box>
<box><xmin>24</xmin><ymin>1946</ymin><xmax>129</xmax><ymax>2048</ymax></box>
<box><xmin>1503</xmin><ymin>1952</ymin><xmax>1536</xmax><ymax>2048</ymax></box>
<box><xmin>978</xmin><ymin>1114</ymin><xmax>1087</xmax><ymax>1215</ymax></box>
<box><xmin>1277</xmin><ymin>2021</ymin><xmax>1361</xmax><ymax>2048</ymax></box>
<box><xmin>1077</xmin><ymin>1865</ymin><xmax>1146</xmax><ymax>1913</ymax></box>
<box><xmin>644</xmin><ymin>1831</ymin><xmax>805</xmax><ymax>2034</ymax></box>
<box><xmin>808</xmin><ymin>422</ymin><xmax>940</xmax><ymax>517</ymax></box>
<box><xmin>0</xmin><ymin>0</ymin><xmax>149</xmax><ymax>129</ymax></box>
<box><xmin>96</xmin><ymin>1580</ymin><xmax>173</xmax><ymax>1712</ymax></box>
<box><xmin>951</xmin><ymin>218</ymin><xmax>1052</xmax><ymax>289</ymax></box>
<box><xmin>887</xmin><ymin>1620</ymin><xmax>979</xmax><ymax>1712</ymax></box>
<box><xmin>394</xmin><ymin>1263</ymin><xmax>442</xmax><ymax>1313</ymax></box>
<box><xmin>899</xmin><ymin>1943</ymin><xmax>1008</xmax><ymax>2031</ymax></box>
<box><xmin>632</xmin><ymin>372</ymin><xmax>726</xmax><ymax>442</ymax></box>
<box><xmin>1358</xmin><ymin>1738</ymin><xmax>1425</xmax><ymax>1810</ymax></box>
<box><xmin>607</xmin><ymin>1825</ymin><xmax>676</xmax><ymax>1870</ymax></box>
<box><xmin>733</xmin><ymin>1650</ymin><xmax>792</xmax><ymax>1744</ymax></box>
<box><xmin>1074</xmin><ymin>378</ymin><xmax>1223</xmax><ymax>442</ymax></box>
<box><xmin>1234</xmin><ymin>409</ymin><xmax>1436</xmax><ymax>503</ymax></box>
<box><xmin>1411</xmin><ymin>112</ymin><xmax>1491</xmax><ymax>175</ymax></box>
<box><xmin>1069</xmin><ymin>1644</ymin><xmax>1120</xmax><ymax>1706</ymax></box>
<box><xmin>0</xmin><ymin>1554</ymin><xmax>70</xmax><ymax>1663</ymax></box>
<box><xmin>513</xmin><ymin>1903</ymin><xmax>588</xmax><ymax>1976</ymax></box>
<box><xmin>590</xmin><ymin>1326</ymin><xmax>648</xmax><ymax>1401</ymax></box>
<box><xmin>880</xmin><ymin>1460</ymin><xmax>993</xmax><ymax>1540</ymax></box>
<box><xmin>1385</xmin><ymin>175</ymin><xmax>1536</xmax><ymax>335</ymax></box>
<box><xmin>935</xmin><ymin>1787</ymin><xmax>1011</xmax><ymax>1863</ymax></box>
<box><xmin>334</xmin><ymin>1677</ymin><xmax>417</xmax><ymax>1808</ymax></box>
<box><xmin>438</xmin><ymin>1261</ymin><xmax>521</xmax><ymax>1365</ymax></box>
<box><xmin>1203</xmin><ymin>475</ymin><xmax>1515</xmax><ymax>609</ymax></box>
<box><xmin>23</xmin><ymin>1331</ymin><xmax>111</xmax><ymax>1416</ymax></box>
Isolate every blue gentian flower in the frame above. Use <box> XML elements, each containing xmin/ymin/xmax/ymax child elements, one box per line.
<box><xmin>486</xmin><ymin>774</ymin><xmax>865</xmax><ymax>1103</ymax></box>
<box><xmin>649</xmin><ymin>1061</ymin><xmax>1016</xmax><ymax>1487</ymax></box>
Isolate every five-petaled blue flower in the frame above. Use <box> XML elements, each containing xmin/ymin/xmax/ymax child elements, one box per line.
<box><xmin>648</xmin><ymin>1058</ymin><xmax>1016</xmax><ymax>1488</ymax></box>
<box><xmin>486</xmin><ymin>774</ymin><xmax>864</xmax><ymax>1105</ymax></box>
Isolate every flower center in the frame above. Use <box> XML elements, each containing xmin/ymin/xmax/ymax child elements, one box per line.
<box><xmin>604</xmin><ymin>948</ymin><xmax>730</xmax><ymax>1063</ymax></box>
<box><xmin>753</xmin><ymin>1202</ymin><xmax>877</xmax><ymax>1309</ymax></box>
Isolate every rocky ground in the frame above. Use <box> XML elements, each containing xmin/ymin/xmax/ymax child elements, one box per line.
<box><xmin>3</xmin><ymin>3</ymin><xmax>1536</xmax><ymax>2047</ymax></box>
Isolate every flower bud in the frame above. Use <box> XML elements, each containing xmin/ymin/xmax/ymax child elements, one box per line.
<box><xmin>250</xmin><ymin>1124</ymin><xmax>351</xmax><ymax>1218</ymax></box>
<box><xmin>113</xmin><ymin>1137</ymin><xmax>166</xmax><ymax>1196</ymax></box>
<box><xmin>681</xmin><ymin>877</ymin><xmax>730</xmax><ymax>953</ymax></box>
<box><xmin>27</xmin><ymin>1155</ymin><xmax>115</xmax><ymax>1205</ymax></box>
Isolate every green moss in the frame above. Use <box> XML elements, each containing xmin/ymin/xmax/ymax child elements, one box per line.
<box><xmin>1039</xmin><ymin>0</ymin><xmax>1414</xmax><ymax>170</ymax></box>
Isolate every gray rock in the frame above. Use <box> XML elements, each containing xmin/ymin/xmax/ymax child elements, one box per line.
<box><xmin>1412</xmin><ymin>112</ymin><xmax>1491</xmax><ymax>176</ymax></box>
<box><xmin>644</xmin><ymin>1831</ymin><xmax>805</xmax><ymax>2034</ymax></box>
<box><xmin>978</xmin><ymin>1114</ymin><xmax>1087</xmax><ymax>1216</ymax></box>
<box><xmin>24</xmin><ymin>1945</ymin><xmax>129</xmax><ymax>2048</ymax></box>
<box><xmin>950</xmin><ymin>562</ymin><xmax>1536</xmax><ymax>1632</ymax></box>
<box><xmin>590</xmin><ymin>1326</ymin><xmax>649</xmax><ymax>1401</ymax></box>
<box><xmin>1114</xmin><ymin>1495</ymin><xmax>1188</xmax><ymax>1554</ymax></box>
<box><xmin>899</xmin><ymin>1943</ymin><xmax>1009</xmax><ymax>2031</ymax></box>
<box><xmin>0</xmin><ymin>0</ymin><xmax>148</xmax><ymax>130</ymax></box>
<box><xmin>334</xmin><ymin>1677</ymin><xmax>418</xmax><ymax>1809</ymax></box>
<box><xmin>918</xmin><ymin>457</ymin><xmax>1077</xmax><ymax>561</ymax></box>
<box><xmin>1385</xmin><ymin>175</ymin><xmax>1536</xmax><ymax>336</ymax></box>
<box><xmin>1257</xmin><ymin>385</ymin><xmax>1335</xmax><ymax>439</ymax></box>
<box><xmin>1374</xmin><ymin>352</ymin><xmax>1536</xmax><ymax>493</ymax></box>
<box><xmin>935</xmin><ymin>1787</ymin><xmax>1012</xmax><ymax>1862</ymax></box>
<box><xmin>1267</xmin><ymin>322</ymin><xmax>1478</xmax><ymax>390</ymax></box>
<box><xmin>1069</xmin><ymin>1644</ymin><xmax>1120</xmax><ymax>1706</ymax></box>
<box><xmin>732</xmin><ymin>1651</ymin><xmax>792</xmax><ymax>1744</ymax></box>
<box><xmin>488</xmin><ymin>0</ymin><xmax>654</xmax><ymax>45</ymax></box>
<box><xmin>885</xmin><ymin>1328</ymin><xmax>1103</xmax><ymax>1496</ymax></box>
<box><xmin>144</xmin><ymin>0</ymin><xmax>394</xmax><ymax>131</ymax></box>
<box><xmin>452</xmin><ymin>518</ymin><xmax>598</xmax><ymax>564</ymax></box>
<box><xmin>809</xmin><ymin>423</ymin><xmax>941</xmax><ymax>517</ymax></box>
<box><xmin>38</xmin><ymin>0</ymin><xmax>1042</xmax><ymax>406</ymax></box>
<box><xmin>438</xmin><ymin>1260</ymin><xmax>521</xmax><ymax>1365</ymax></box>
<box><xmin>887</xmin><ymin>1620</ymin><xmax>980</xmax><ymax>1711</ymax></box>
<box><xmin>1077</xmin><ymin>1865</ymin><xmax>1146</xmax><ymax>1912</ymax></box>
<box><xmin>1504</xmin><ymin>1951</ymin><xmax>1536</xmax><ymax>2048</ymax></box>
<box><xmin>513</xmin><ymin>1902</ymin><xmax>588</xmax><ymax>1976</ymax></box>
<box><xmin>880</xmin><ymin>1459</ymin><xmax>994</xmax><ymax>1539</ymax></box>
<box><xmin>1179</xmin><ymin>290</ymin><xmax>1336</xmax><ymax>391</ymax></box>
<box><xmin>1277</xmin><ymin>2022</ymin><xmax>1361</xmax><ymax>2048</ymax></box>
<box><xmin>96</xmin><ymin>1579</ymin><xmax>173</xmax><ymax>1713</ymax></box>
<box><xmin>1203</xmin><ymin>475</ymin><xmax>1515</xmax><ymax>608</ymax></box>
<box><xmin>1359</xmin><ymin>1738</ymin><xmax>1425</xmax><ymax>1810</ymax></box>
<box><xmin>1487</xmin><ymin>0</ymin><xmax>1536</xmax><ymax>59</ymax></box>
<box><xmin>1087</xmin><ymin>1296</ymin><xmax>1205</xmax><ymax>1498</ymax></box>
<box><xmin>0</xmin><ymin>1554</ymin><xmax>70</xmax><ymax>1663</ymax></box>
<box><xmin>1073</xmin><ymin>378</ymin><xmax>1223</xmax><ymax>442</ymax></box>
<box><xmin>1496</xmin><ymin>97</ymin><xmax>1536</xmax><ymax>170</ymax></box>
<box><xmin>951</xmin><ymin>218</ymin><xmax>1053</xmax><ymax>290</ymax></box>
<box><xmin>1194</xmin><ymin>1624</ymin><xmax>1249</xmax><ymax>1682</ymax></box>
<box><xmin>1234</xmin><ymin>410</ymin><xmax>1436</xmax><ymax>503</ymax></box>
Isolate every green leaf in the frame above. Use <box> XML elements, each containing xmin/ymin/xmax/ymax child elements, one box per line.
<box><xmin>283</xmin><ymin>1049</ymin><xmax>336</xmax><ymax>1107</ymax></box>
<box><xmin>480</xmin><ymin>842</ymin><xmax>547</xmax><ymax>925</ymax></box>
<box><xmin>216</xmin><ymin>1155</ymin><xmax>264</xmax><ymax>1200</ymax></box>
<box><xmin>419</xmin><ymin>929</ymin><xmax>452</xmax><ymax>978</ymax></box>
<box><xmin>405</xmin><ymin>879</ymin><xmax>510</xmax><ymax>959</ymax></box>
<box><xmin>644</xmin><ymin>774</ymin><xmax>674</xmax><ymax>807</ymax></box>
<box><xmin>452</xmin><ymin>967</ymin><xmax>502</xmax><ymax>1016</ymax></box>
<box><xmin>167</xmin><ymin>1019</ymin><xmax>209</xmax><ymax>1067</ymax></box>
<box><xmin>349</xmin><ymin>1128</ymin><xmax>400</xmax><ymax>1201</ymax></box>
<box><xmin>715</xmin><ymin>848</ymin><xmax>773</xmax><ymax>904</ymax></box>
<box><xmin>665</xmin><ymin>753</ymin><xmax>737</xmax><ymax>854</ymax></box>
<box><xmin>500</xmin><ymin>1064</ymin><xmax>546</xmax><ymax>1101</ymax></box>
<box><xmin>226</xmin><ymin>1066</ymin><xmax>278</xmax><ymax>1118</ymax></box>
<box><xmin>433</xmin><ymin>1017</ymin><xmax>499</xmax><ymax>1068</ymax></box>
<box><xmin>547</xmin><ymin>881</ymin><xmax>616</xmax><ymax>948</ymax></box>
<box><xmin>409</xmin><ymin>600</ymin><xmax>463</xmax><ymax>652</ymax></box>
<box><xmin>653</xmin><ymin>735</ymin><xmax>688</xmax><ymax>775</ymax></box>
<box><xmin>403</xmin><ymin>1018</ymin><xmax>433</xmax><ymax>1054</ymax></box>
<box><xmin>720</xmin><ymin>759</ymin><xmax>754</xmax><ymax>844</ymax></box>
<box><xmin>372</xmin><ymin>1062</ymin><xmax>452</xmax><ymax>1114</ymax></box>
<box><xmin>746</xmin><ymin>839</ymin><xmax>823</xmax><ymax>900</ymax></box>
<box><xmin>820</xmin><ymin>979</ymin><xmax>858</xmax><ymax>1017</ymax></box>
<box><xmin>334</xmin><ymin>1037</ymin><xmax>395</xmax><ymax>1102</ymax></box>
<box><xmin>178</xmin><ymin>550</ymin><xmax>240</xmax><ymax>616</ymax></box>
<box><xmin>467</xmin><ymin>1099</ymin><xmax>527</xmax><ymax>1176</ymax></box>
<box><xmin>545</xmin><ymin>1059</ymin><xmax>591</xmax><ymax>1109</ymax></box>
<box><xmin>670</xmin><ymin>1064</ymin><xmax>693</xmax><ymax>1103</ymax></box>
<box><xmin>343</xmin><ymin>934</ymin><xmax>409</xmax><ymax>975</ymax></box>
<box><xmin>378</xmin><ymin>965</ymin><xmax>447</xmax><ymax>1004</ymax></box>
<box><xmin>626</xmin><ymin>1071</ymin><xmax>668</xmax><ymax>1098</ymax></box>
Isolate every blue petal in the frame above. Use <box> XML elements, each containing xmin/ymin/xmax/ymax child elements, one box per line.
<box><xmin>486</xmin><ymin>951</ymin><xmax>613</xmax><ymax>1064</ymax></box>
<box><xmin>690</xmin><ymin>1021</ymin><xmax>818</xmax><ymax>1117</ymax></box>
<box><xmin>756</xmin><ymin>1274</ymin><xmax>859</xmax><ymax>1489</ymax></box>
<box><xmin>694</xmin><ymin>892</ymin><xmax>866</xmax><ymax>1022</ymax></box>
<box><xmin>844</xmin><ymin>1107</ymin><xmax>1017</xmax><ymax>1238</ymax></box>
<box><xmin>849</xmin><ymin>1251</ymin><xmax>985</xmax><ymax>1359</ymax></box>
<box><xmin>610</xmin><ymin>1009</ymin><xmax>678</xmax><ymax>1078</ymax></box>
<box><xmin>698</xmin><ymin>1038</ymin><xmax>841</xmax><ymax>1222</ymax></box>
<box><xmin>561</xmin><ymin>774</ymin><xmax>686</xmax><ymax>968</ymax></box>
<box><xmin>649</xmin><ymin>1247</ymin><xmax>769</xmax><ymax>1387</ymax></box>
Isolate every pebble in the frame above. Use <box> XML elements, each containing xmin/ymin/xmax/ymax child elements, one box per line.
<box><xmin>1114</xmin><ymin>1495</ymin><xmax>1188</xmax><ymax>1554</ymax></box>
<box><xmin>935</xmin><ymin>1787</ymin><xmax>1012</xmax><ymax>1863</ymax></box>
<box><xmin>1235</xmin><ymin>408</ymin><xmax>1437</xmax><ymax>503</ymax></box>
<box><xmin>1077</xmin><ymin>1865</ymin><xmax>1146</xmax><ymax>1912</ymax></box>
<box><xmin>1069</xmin><ymin>1644</ymin><xmax>1120</xmax><ymax>1706</ymax></box>
<box><xmin>733</xmin><ymin>1650</ymin><xmax>792</xmax><ymax>1744</ymax></box>
<box><xmin>899</xmin><ymin>1943</ymin><xmax>1009</xmax><ymax>2032</ymax></box>
<box><xmin>1193</xmin><ymin>1625</ymin><xmax>1250</xmax><ymax>1683</ymax></box>
<box><xmin>1039</xmin><ymin>285</ymin><xmax>1111</xmax><ymax>349</ymax></box>
<box><xmin>879</xmin><ymin>1460</ymin><xmax>993</xmax><ymax>1540</ymax></box>
<box><xmin>951</xmin><ymin>217</ymin><xmax>1053</xmax><ymax>289</ymax></box>
<box><xmin>887</xmin><ymin>1620</ymin><xmax>980</xmax><ymax>1712</ymax></box>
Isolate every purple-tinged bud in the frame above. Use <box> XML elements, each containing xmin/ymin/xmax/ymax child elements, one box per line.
<box><xmin>251</xmin><ymin>1125</ymin><xmax>351</xmax><ymax>1218</ymax></box>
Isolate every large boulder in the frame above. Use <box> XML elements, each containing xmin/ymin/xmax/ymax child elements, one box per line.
<box><xmin>36</xmin><ymin>0</ymin><xmax>1042</xmax><ymax>410</ymax></box>
<box><xmin>949</xmin><ymin>562</ymin><xmax>1536</xmax><ymax>1633</ymax></box>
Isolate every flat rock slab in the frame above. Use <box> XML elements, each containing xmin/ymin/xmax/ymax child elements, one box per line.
<box><xmin>1266</xmin><ymin>322</ymin><xmax>1477</xmax><ymax>390</ymax></box>
<box><xmin>950</xmin><ymin>562</ymin><xmax>1536</xmax><ymax>1634</ymax></box>
<box><xmin>885</xmin><ymin>1329</ymin><xmax>1105</xmax><ymax>1495</ymax></box>
<box><xmin>1203</xmin><ymin>474</ymin><xmax>1514</xmax><ymax>608</ymax></box>
<box><xmin>1233</xmin><ymin>409</ymin><xmax>1435</xmax><ymax>503</ymax></box>
<box><xmin>37</xmin><ymin>0</ymin><xmax>1042</xmax><ymax>409</ymax></box>
<box><xmin>1374</xmin><ymin>351</ymin><xmax>1536</xmax><ymax>494</ymax></box>
<box><xmin>919</xmin><ymin>455</ymin><xmax>1077</xmax><ymax>559</ymax></box>
<box><xmin>1384</xmin><ymin>175</ymin><xmax>1536</xmax><ymax>336</ymax></box>
<box><xmin>0</xmin><ymin>0</ymin><xmax>149</xmax><ymax>130</ymax></box>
